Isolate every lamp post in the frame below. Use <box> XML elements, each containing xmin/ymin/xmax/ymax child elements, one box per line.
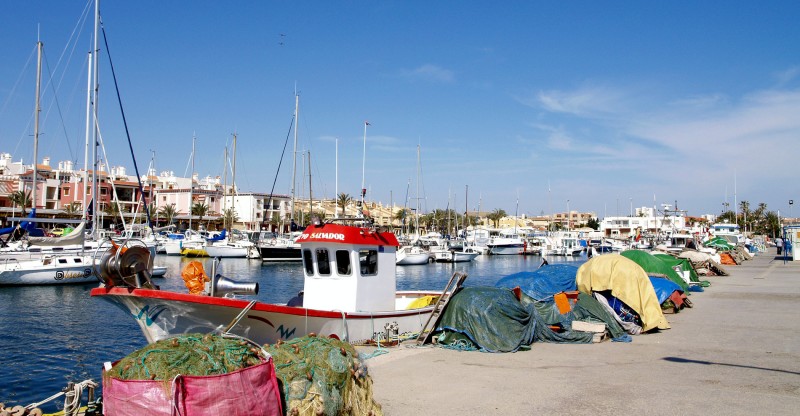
<box><xmin>566</xmin><ymin>199</ymin><xmax>570</xmax><ymax>231</ymax></box>
<box><xmin>629</xmin><ymin>198</ymin><xmax>633</xmax><ymax>217</ymax></box>
<box><xmin>790</xmin><ymin>200</ymin><xmax>794</xmax><ymax>224</ymax></box>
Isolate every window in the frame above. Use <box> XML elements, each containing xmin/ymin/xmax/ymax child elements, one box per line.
<box><xmin>359</xmin><ymin>249</ymin><xmax>378</xmax><ymax>276</ymax></box>
<box><xmin>316</xmin><ymin>249</ymin><xmax>331</xmax><ymax>275</ymax></box>
<box><xmin>336</xmin><ymin>250</ymin><xmax>351</xmax><ymax>275</ymax></box>
<box><xmin>162</xmin><ymin>196</ymin><xmax>167</xmax><ymax>202</ymax></box>
<box><xmin>100</xmin><ymin>188</ymin><xmax>108</xmax><ymax>195</ymax></box>
<box><xmin>63</xmin><ymin>188</ymin><xmax>70</xmax><ymax>196</ymax></box>
<box><xmin>302</xmin><ymin>249</ymin><xmax>314</xmax><ymax>275</ymax></box>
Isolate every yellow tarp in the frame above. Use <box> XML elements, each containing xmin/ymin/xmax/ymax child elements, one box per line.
<box><xmin>406</xmin><ymin>295</ymin><xmax>439</xmax><ymax>309</ymax></box>
<box><xmin>576</xmin><ymin>254</ymin><xmax>670</xmax><ymax>332</ymax></box>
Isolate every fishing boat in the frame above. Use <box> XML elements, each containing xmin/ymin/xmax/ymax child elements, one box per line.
<box><xmin>91</xmin><ymin>216</ymin><xmax>446</xmax><ymax>345</ymax></box>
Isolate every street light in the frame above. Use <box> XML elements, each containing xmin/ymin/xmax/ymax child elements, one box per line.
<box><xmin>629</xmin><ymin>198</ymin><xmax>633</xmax><ymax>217</ymax></box>
<box><xmin>566</xmin><ymin>199</ymin><xmax>570</xmax><ymax>231</ymax></box>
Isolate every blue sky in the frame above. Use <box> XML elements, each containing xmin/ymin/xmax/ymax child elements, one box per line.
<box><xmin>2</xmin><ymin>1</ymin><xmax>799</xmax><ymax>219</ymax></box>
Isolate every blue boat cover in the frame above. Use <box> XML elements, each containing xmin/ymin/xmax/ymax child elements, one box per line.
<box><xmin>0</xmin><ymin>209</ymin><xmax>44</xmax><ymax>237</ymax></box>
<box><xmin>206</xmin><ymin>228</ymin><xmax>226</xmax><ymax>242</ymax></box>
<box><xmin>495</xmin><ymin>264</ymin><xmax>578</xmax><ymax>301</ymax></box>
<box><xmin>648</xmin><ymin>276</ymin><xmax>683</xmax><ymax>305</ymax></box>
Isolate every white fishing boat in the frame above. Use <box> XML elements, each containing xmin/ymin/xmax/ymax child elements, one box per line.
<box><xmin>91</xmin><ymin>217</ymin><xmax>448</xmax><ymax>345</ymax></box>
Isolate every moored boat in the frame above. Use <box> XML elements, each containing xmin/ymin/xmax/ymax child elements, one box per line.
<box><xmin>91</xmin><ymin>216</ymin><xmax>446</xmax><ymax>345</ymax></box>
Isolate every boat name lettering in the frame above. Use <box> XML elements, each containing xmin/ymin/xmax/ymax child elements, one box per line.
<box><xmin>300</xmin><ymin>232</ymin><xmax>345</xmax><ymax>241</ymax></box>
<box><xmin>55</xmin><ymin>268</ymin><xmax>92</xmax><ymax>281</ymax></box>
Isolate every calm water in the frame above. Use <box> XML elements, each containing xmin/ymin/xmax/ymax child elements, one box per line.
<box><xmin>0</xmin><ymin>253</ymin><xmax>586</xmax><ymax>410</ymax></box>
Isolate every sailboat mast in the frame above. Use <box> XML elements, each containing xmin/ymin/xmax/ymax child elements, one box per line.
<box><xmin>290</xmin><ymin>93</ymin><xmax>298</xmax><ymax>224</ymax></box>
<box><xmin>82</xmin><ymin>51</ymin><xmax>91</xmax><ymax>221</ymax></box>
<box><xmin>32</xmin><ymin>41</ymin><xmax>43</xmax><ymax>213</ymax></box>
<box><xmin>415</xmin><ymin>145</ymin><xmax>420</xmax><ymax>235</ymax></box>
<box><xmin>308</xmin><ymin>151</ymin><xmax>312</xmax><ymax>222</ymax></box>
<box><xmin>232</xmin><ymin>132</ymin><xmax>237</xmax><ymax>194</ymax></box>
<box><xmin>91</xmin><ymin>0</ymin><xmax>100</xmax><ymax>237</ymax></box>
<box><xmin>223</xmin><ymin>145</ymin><xmax>228</xmax><ymax>228</ymax></box>
<box><xmin>189</xmin><ymin>135</ymin><xmax>195</xmax><ymax>230</ymax></box>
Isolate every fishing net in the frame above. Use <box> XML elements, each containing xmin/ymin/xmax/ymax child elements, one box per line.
<box><xmin>263</xmin><ymin>334</ymin><xmax>383</xmax><ymax>416</ymax></box>
<box><xmin>105</xmin><ymin>333</ymin><xmax>264</xmax><ymax>382</ymax></box>
<box><xmin>103</xmin><ymin>334</ymin><xmax>282</xmax><ymax>416</ymax></box>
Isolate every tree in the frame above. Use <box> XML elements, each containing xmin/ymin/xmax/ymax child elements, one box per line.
<box><xmin>337</xmin><ymin>193</ymin><xmax>353</xmax><ymax>216</ymax></box>
<box><xmin>158</xmin><ymin>204</ymin><xmax>177</xmax><ymax>225</ymax></box>
<box><xmin>63</xmin><ymin>201</ymin><xmax>82</xmax><ymax>217</ymax></box>
<box><xmin>9</xmin><ymin>190</ymin><xmax>31</xmax><ymax>215</ymax></box>
<box><xmin>587</xmin><ymin>217</ymin><xmax>600</xmax><ymax>230</ymax></box>
<box><xmin>486</xmin><ymin>208</ymin><xmax>507</xmax><ymax>228</ymax></box>
<box><xmin>191</xmin><ymin>202</ymin><xmax>210</xmax><ymax>225</ymax></box>
<box><xmin>222</xmin><ymin>207</ymin><xmax>239</xmax><ymax>230</ymax></box>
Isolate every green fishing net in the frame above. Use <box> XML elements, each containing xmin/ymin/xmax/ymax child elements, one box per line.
<box><xmin>264</xmin><ymin>335</ymin><xmax>383</xmax><ymax>416</ymax></box>
<box><xmin>105</xmin><ymin>333</ymin><xmax>264</xmax><ymax>382</ymax></box>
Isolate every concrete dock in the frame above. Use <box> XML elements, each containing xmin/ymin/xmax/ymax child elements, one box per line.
<box><xmin>365</xmin><ymin>250</ymin><xmax>800</xmax><ymax>415</ymax></box>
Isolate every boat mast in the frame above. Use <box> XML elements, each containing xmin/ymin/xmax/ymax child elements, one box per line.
<box><xmin>308</xmin><ymin>151</ymin><xmax>313</xmax><ymax>223</ymax></box>
<box><xmin>222</xmin><ymin>144</ymin><xmax>228</xmax><ymax>228</ymax></box>
<box><xmin>91</xmin><ymin>0</ymin><xmax>100</xmax><ymax>238</ymax></box>
<box><xmin>289</xmin><ymin>93</ymin><xmax>299</xmax><ymax>227</ymax></box>
<box><xmin>361</xmin><ymin>121</ymin><xmax>368</xmax><ymax>204</ymax></box>
<box><xmin>82</xmin><ymin>51</ymin><xmax>92</xmax><ymax>221</ymax></box>
<box><xmin>189</xmin><ymin>135</ymin><xmax>195</xmax><ymax>230</ymax></box>
<box><xmin>231</xmin><ymin>132</ymin><xmax>237</xmax><ymax>195</ymax></box>
<box><xmin>32</xmin><ymin>40</ymin><xmax>43</xmax><ymax>214</ymax></box>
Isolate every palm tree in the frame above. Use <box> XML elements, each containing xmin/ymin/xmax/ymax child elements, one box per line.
<box><xmin>337</xmin><ymin>193</ymin><xmax>353</xmax><ymax>216</ymax></box>
<box><xmin>222</xmin><ymin>207</ymin><xmax>239</xmax><ymax>230</ymax></box>
<box><xmin>9</xmin><ymin>190</ymin><xmax>31</xmax><ymax>215</ymax></box>
<box><xmin>63</xmin><ymin>202</ymin><xmax>81</xmax><ymax>218</ymax></box>
<box><xmin>191</xmin><ymin>202</ymin><xmax>210</xmax><ymax>227</ymax></box>
<box><xmin>486</xmin><ymin>208</ymin><xmax>507</xmax><ymax>228</ymax></box>
<box><xmin>158</xmin><ymin>204</ymin><xmax>178</xmax><ymax>226</ymax></box>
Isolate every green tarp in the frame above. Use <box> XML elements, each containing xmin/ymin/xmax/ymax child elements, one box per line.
<box><xmin>621</xmin><ymin>250</ymin><xmax>690</xmax><ymax>293</ymax></box>
<box><xmin>653</xmin><ymin>253</ymin><xmax>710</xmax><ymax>287</ymax></box>
<box><xmin>434</xmin><ymin>287</ymin><xmax>594</xmax><ymax>352</ymax></box>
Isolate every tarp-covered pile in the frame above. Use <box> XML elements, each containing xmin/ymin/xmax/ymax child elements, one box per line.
<box><xmin>576</xmin><ymin>254</ymin><xmax>670</xmax><ymax>332</ymax></box>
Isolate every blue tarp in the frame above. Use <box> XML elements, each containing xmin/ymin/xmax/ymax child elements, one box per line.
<box><xmin>494</xmin><ymin>264</ymin><xmax>579</xmax><ymax>301</ymax></box>
<box><xmin>648</xmin><ymin>276</ymin><xmax>683</xmax><ymax>305</ymax></box>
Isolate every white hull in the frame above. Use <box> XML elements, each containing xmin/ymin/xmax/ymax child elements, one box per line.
<box><xmin>204</xmin><ymin>245</ymin><xmax>249</xmax><ymax>258</ymax></box>
<box><xmin>396</xmin><ymin>253</ymin><xmax>431</xmax><ymax>265</ymax></box>
<box><xmin>0</xmin><ymin>255</ymin><xmax>97</xmax><ymax>285</ymax></box>
<box><xmin>488</xmin><ymin>244</ymin><xmax>523</xmax><ymax>255</ymax></box>
<box><xmin>434</xmin><ymin>251</ymin><xmax>479</xmax><ymax>263</ymax></box>
<box><xmin>91</xmin><ymin>287</ymin><xmax>437</xmax><ymax>345</ymax></box>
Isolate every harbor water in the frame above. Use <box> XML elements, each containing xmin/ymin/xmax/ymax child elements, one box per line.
<box><xmin>0</xmin><ymin>253</ymin><xmax>586</xmax><ymax>410</ymax></box>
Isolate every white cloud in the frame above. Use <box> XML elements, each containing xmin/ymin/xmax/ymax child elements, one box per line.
<box><xmin>400</xmin><ymin>64</ymin><xmax>455</xmax><ymax>83</ymax></box>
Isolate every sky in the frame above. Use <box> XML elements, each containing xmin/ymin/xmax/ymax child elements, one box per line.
<box><xmin>2</xmin><ymin>1</ymin><xmax>799</xmax><ymax>219</ymax></box>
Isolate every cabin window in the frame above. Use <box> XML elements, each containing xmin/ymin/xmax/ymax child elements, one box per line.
<box><xmin>359</xmin><ymin>249</ymin><xmax>378</xmax><ymax>276</ymax></box>
<box><xmin>302</xmin><ymin>249</ymin><xmax>314</xmax><ymax>274</ymax></box>
<box><xmin>336</xmin><ymin>250</ymin><xmax>351</xmax><ymax>275</ymax></box>
<box><xmin>316</xmin><ymin>248</ymin><xmax>331</xmax><ymax>276</ymax></box>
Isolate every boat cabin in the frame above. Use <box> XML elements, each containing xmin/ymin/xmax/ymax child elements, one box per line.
<box><xmin>297</xmin><ymin>221</ymin><xmax>399</xmax><ymax>313</ymax></box>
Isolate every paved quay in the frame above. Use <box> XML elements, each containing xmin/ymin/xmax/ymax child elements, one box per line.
<box><xmin>364</xmin><ymin>250</ymin><xmax>800</xmax><ymax>415</ymax></box>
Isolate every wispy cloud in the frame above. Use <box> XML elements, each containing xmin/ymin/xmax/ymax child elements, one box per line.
<box><xmin>399</xmin><ymin>64</ymin><xmax>455</xmax><ymax>83</ymax></box>
<box><xmin>773</xmin><ymin>66</ymin><xmax>800</xmax><ymax>87</ymax></box>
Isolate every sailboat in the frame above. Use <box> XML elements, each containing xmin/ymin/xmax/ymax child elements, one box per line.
<box><xmin>0</xmin><ymin>41</ymin><xmax>99</xmax><ymax>286</ymax></box>
<box><xmin>396</xmin><ymin>145</ymin><xmax>434</xmax><ymax>265</ymax></box>
<box><xmin>257</xmin><ymin>94</ymin><xmax>302</xmax><ymax>262</ymax></box>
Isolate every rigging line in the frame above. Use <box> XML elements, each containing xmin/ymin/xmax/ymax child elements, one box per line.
<box><xmin>100</xmin><ymin>20</ymin><xmax>154</xmax><ymax>234</ymax></box>
<box><xmin>265</xmin><ymin>115</ymin><xmax>295</xmax><ymax>226</ymax></box>
<box><xmin>42</xmin><ymin>51</ymin><xmax>76</xmax><ymax>162</ymax></box>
